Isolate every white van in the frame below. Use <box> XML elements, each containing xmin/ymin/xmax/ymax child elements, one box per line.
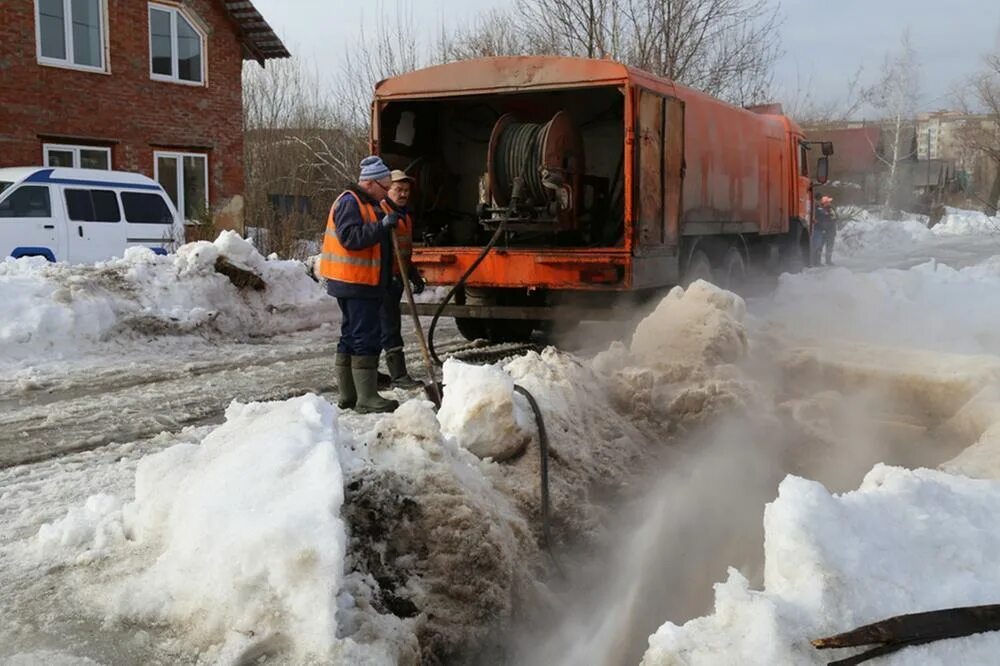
<box><xmin>0</xmin><ymin>166</ymin><xmax>185</xmax><ymax>263</ymax></box>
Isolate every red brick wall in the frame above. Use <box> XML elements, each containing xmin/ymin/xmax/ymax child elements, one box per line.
<box><xmin>0</xmin><ymin>0</ymin><xmax>247</xmax><ymax>229</ymax></box>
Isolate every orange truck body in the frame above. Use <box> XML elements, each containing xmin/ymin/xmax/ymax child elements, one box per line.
<box><xmin>372</xmin><ymin>56</ymin><xmax>817</xmax><ymax>321</ymax></box>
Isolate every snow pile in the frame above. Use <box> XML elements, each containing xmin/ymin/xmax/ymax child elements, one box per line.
<box><xmin>932</xmin><ymin>207</ymin><xmax>1000</xmax><ymax>236</ymax></box>
<box><xmin>758</xmin><ymin>258</ymin><xmax>1000</xmax><ymax>355</ymax></box>
<box><xmin>0</xmin><ymin>231</ymin><xmax>333</xmax><ymax>365</ymax></box>
<box><xmin>111</xmin><ymin>396</ymin><xmax>347</xmax><ymax>661</ymax></box>
<box><xmin>834</xmin><ymin>207</ymin><xmax>1000</xmax><ymax>258</ymax></box>
<box><xmin>29</xmin><ymin>395</ymin><xmax>374</xmax><ymax>662</ymax></box>
<box><xmin>641</xmin><ymin>465</ymin><xmax>1000</xmax><ymax>665</ymax></box>
<box><xmin>630</xmin><ymin>279</ymin><xmax>748</xmax><ymax>367</ymax></box>
<box><xmin>835</xmin><ymin>213</ymin><xmax>932</xmax><ymax>257</ymax></box>
<box><xmin>437</xmin><ymin>361</ymin><xmax>533</xmax><ymax>460</ymax></box>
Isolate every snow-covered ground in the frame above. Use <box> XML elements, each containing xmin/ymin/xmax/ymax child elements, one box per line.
<box><xmin>6</xmin><ymin>213</ymin><xmax>1000</xmax><ymax>665</ymax></box>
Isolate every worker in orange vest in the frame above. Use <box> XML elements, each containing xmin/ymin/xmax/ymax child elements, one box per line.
<box><xmin>813</xmin><ymin>195</ymin><xmax>838</xmax><ymax>266</ymax></box>
<box><xmin>380</xmin><ymin>170</ymin><xmax>426</xmax><ymax>388</ymax></box>
<box><xmin>318</xmin><ymin>155</ymin><xmax>399</xmax><ymax>414</ymax></box>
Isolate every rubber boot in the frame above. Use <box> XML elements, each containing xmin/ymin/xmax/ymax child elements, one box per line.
<box><xmin>385</xmin><ymin>348</ymin><xmax>421</xmax><ymax>389</ymax></box>
<box><xmin>335</xmin><ymin>352</ymin><xmax>356</xmax><ymax>410</ymax></box>
<box><xmin>352</xmin><ymin>355</ymin><xmax>399</xmax><ymax>414</ymax></box>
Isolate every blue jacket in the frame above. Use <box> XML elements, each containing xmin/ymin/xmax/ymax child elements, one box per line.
<box><xmin>326</xmin><ymin>188</ymin><xmax>393</xmax><ymax>299</ymax></box>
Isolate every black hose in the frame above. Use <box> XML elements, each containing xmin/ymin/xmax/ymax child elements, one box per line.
<box><xmin>423</xmin><ymin>220</ymin><xmax>560</xmax><ymax>569</ymax></box>
<box><xmin>493</xmin><ymin>120</ymin><xmax>548</xmax><ymax>203</ymax></box>
<box><xmin>513</xmin><ymin>384</ymin><xmax>560</xmax><ymax>571</ymax></box>
<box><xmin>427</xmin><ymin>221</ymin><xmax>507</xmax><ymax>367</ymax></box>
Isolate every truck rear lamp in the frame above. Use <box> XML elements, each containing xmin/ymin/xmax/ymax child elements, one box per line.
<box><xmin>580</xmin><ymin>266</ymin><xmax>622</xmax><ymax>284</ymax></box>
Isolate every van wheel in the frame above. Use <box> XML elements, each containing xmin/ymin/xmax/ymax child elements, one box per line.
<box><xmin>683</xmin><ymin>249</ymin><xmax>714</xmax><ymax>287</ymax></box>
<box><xmin>719</xmin><ymin>246</ymin><xmax>747</xmax><ymax>292</ymax></box>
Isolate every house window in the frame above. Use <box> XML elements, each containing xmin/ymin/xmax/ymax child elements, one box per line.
<box><xmin>36</xmin><ymin>0</ymin><xmax>107</xmax><ymax>71</ymax></box>
<box><xmin>149</xmin><ymin>4</ymin><xmax>205</xmax><ymax>85</ymax></box>
<box><xmin>43</xmin><ymin>144</ymin><xmax>111</xmax><ymax>170</ymax></box>
<box><xmin>155</xmin><ymin>151</ymin><xmax>208</xmax><ymax>222</ymax></box>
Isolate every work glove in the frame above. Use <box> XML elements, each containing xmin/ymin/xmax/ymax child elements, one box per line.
<box><xmin>409</xmin><ymin>271</ymin><xmax>426</xmax><ymax>295</ymax></box>
<box><xmin>381</xmin><ymin>211</ymin><xmax>401</xmax><ymax>229</ymax></box>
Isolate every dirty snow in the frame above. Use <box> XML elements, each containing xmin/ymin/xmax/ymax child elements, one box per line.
<box><xmin>10</xmin><ymin>212</ymin><xmax>1000</xmax><ymax>664</ymax></box>
<box><xmin>0</xmin><ymin>232</ymin><xmax>333</xmax><ymax>369</ymax></box>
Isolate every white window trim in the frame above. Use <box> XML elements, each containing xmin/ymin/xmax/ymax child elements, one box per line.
<box><xmin>154</xmin><ymin>151</ymin><xmax>209</xmax><ymax>223</ymax></box>
<box><xmin>43</xmin><ymin>143</ymin><xmax>112</xmax><ymax>169</ymax></box>
<box><xmin>35</xmin><ymin>0</ymin><xmax>109</xmax><ymax>73</ymax></box>
<box><xmin>148</xmin><ymin>3</ymin><xmax>207</xmax><ymax>87</ymax></box>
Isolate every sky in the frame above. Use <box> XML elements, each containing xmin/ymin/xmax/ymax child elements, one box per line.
<box><xmin>251</xmin><ymin>0</ymin><xmax>1000</xmax><ymax>117</ymax></box>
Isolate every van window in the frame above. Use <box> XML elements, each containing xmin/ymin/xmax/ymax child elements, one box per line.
<box><xmin>65</xmin><ymin>189</ymin><xmax>121</xmax><ymax>222</ymax></box>
<box><xmin>121</xmin><ymin>192</ymin><xmax>174</xmax><ymax>224</ymax></box>
<box><xmin>0</xmin><ymin>181</ymin><xmax>12</xmax><ymax>196</ymax></box>
<box><xmin>0</xmin><ymin>186</ymin><xmax>52</xmax><ymax>218</ymax></box>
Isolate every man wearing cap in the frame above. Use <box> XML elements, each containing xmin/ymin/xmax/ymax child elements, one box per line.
<box><xmin>380</xmin><ymin>170</ymin><xmax>426</xmax><ymax>388</ymax></box>
<box><xmin>813</xmin><ymin>195</ymin><xmax>838</xmax><ymax>266</ymax></box>
<box><xmin>317</xmin><ymin>156</ymin><xmax>399</xmax><ymax>414</ymax></box>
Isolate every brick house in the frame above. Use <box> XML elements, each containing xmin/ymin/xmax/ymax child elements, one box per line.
<box><xmin>0</xmin><ymin>0</ymin><xmax>289</xmax><ymax>233</ymax></box>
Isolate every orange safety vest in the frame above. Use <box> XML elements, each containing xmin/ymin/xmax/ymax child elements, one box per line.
<box><xmin>380</xmin><ymin>200</ymin><xmax>413</xmax><ymax>275</ymax></box>
<box><xmin>318</xmin><ymin>191</ymin><xmax>382</xmax><ymax>285</ymax></box>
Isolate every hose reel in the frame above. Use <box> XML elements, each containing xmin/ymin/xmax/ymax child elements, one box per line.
<box><xmin>484</xmin><ymin>111</ymin><xmax>585</xmax><ymax>232</ymax></box>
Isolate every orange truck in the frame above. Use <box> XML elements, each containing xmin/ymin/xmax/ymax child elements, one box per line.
<box><xmin>372</xmin><ymin>56</ymin><xmax>831</xmax><ymax>341</ymax></box>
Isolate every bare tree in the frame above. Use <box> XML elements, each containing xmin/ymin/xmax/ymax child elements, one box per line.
<box><xmin>439</xmin><ymin>0</ymin><xmax>782</xmax><ymax>105</ymax></box>
<box><xmin>956</xmin><ymin>52</ymin><xmax>1000</xmax><ymax>215</ymax></box>
<box><xmin>863</xmin><ymin>29</ymin><xmax>920</xmax><ymax>215</ymax></box>
<box><xmin>243</xmin><ymin>58</ymin><xmax>366</xmax><ymax>258</ymax></box>
<box><xmin>786</xmin><ymin>65</ymin><xmax>865</xmax><ymax>124</ymax></box>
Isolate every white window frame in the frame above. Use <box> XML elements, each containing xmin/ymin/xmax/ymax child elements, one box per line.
<box><xmin>148</xmin><ymin>3</ymin><xmax>207</xmax><ymax>87</ymax></box>
<box><xmin>43</xmin><ymin>143</ymin><xmax>112</xmax><ymax>170</ymax></box>
<box><xmin>35</xmin><ymin>0</ymin><xmax>109</xmax><ymax>73</ymax></box>
<box><xmin>154</xmin><ymin>151</ymin><xmax>209</xmax><ymax>223</ymax></box>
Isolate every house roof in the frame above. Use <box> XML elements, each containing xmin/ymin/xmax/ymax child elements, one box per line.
<box><xmin>222</xmin><ymin>0</ymin><xmax>291</xmax><ymax>64</ymax></box>
<box><xmin>806</xmin><ymin>126</ymin><xmax>882</xmax><ymax>174</ymax></box>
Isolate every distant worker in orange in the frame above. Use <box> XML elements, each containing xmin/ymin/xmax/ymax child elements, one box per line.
<box><xmin>379</xmin><ymin>169</ymin><xmax>426</xmax><ymax>388</ymax></box>
<box><xmin>318</xmin><ymin>155</ymin><xmax>399</xmax><ymax>414</ymax></box>
<box><xmin>813</xmin><ymin>195</ymin><xmax>838</xmax><ymax>266</ymax></box>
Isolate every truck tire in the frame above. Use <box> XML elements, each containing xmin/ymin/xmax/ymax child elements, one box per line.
<box><xmin>455</xmin><ymin>317</ymin><xmax>487</xmax><ymax>341</ymax></box>
<box><xmin>683</xmin><ymin>249</ymin><xmax>714</xmax><ymax>287</ymax></box>
<box><xmin>719</xmin><ymin>246</ymin><xmax>747</xmax><ymax>292</ymax></box>
<box><xmin>484</xmin><ymin>319</ymin><xmax>535</xmax><ymax>343</ymax></box>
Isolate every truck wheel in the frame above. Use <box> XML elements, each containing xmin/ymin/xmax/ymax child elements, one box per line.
<box><xmin>683</xmin><ymin>249</ymin><xmax>714</xmax><ymax>287</ymax></box>
<box><xmin>455</xmin><ymin>317</ymin><xmax>487</xmax><ymax>341</ymax></box>
<box><xmin>484</xmin><ymin>319</ymin><xmax>535</xmax><ymax>343</ymax></box>
<box><xmin>719</xmin><ymin>246</ymin><xmax>747</xmax><ymax>292</ymax></box>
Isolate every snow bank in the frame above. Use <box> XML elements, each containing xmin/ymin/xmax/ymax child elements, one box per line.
<box><xmin>835</xmin><ymin>214</ymin><xmax>932</xmax><ymax>257</ymax></box>
<box><xmin>933</xmin><ymin>207</ymin><xmax>1000</xmax><ymax>236</ymax></box>
<box><xmin>0</xmin><ymin>232</ymin><xmax>333</xmax><ymax>366</ymax></box>
<box><xmin>111</xmin><ymin>396</ymin><xmax>348</xmax><ymax>661</ymax></box>
<box><xmin>641</xmin><ymin>465</ymin><xmax>1000</xmax><ymax>665</ymax></box>
<box><xmin>758</xmin><ymin>257</ymin><xmax>1000</xmax><ymax>355</ymax></box>
<box><xmin>30</xmin><ymin>395</ymin><xmax>374</xmax><ymax>663</ymax></box>
<box><xmin>833</xmin><ymin>207</ymin><xmax>999</xmax><ymax>259</ymax></box>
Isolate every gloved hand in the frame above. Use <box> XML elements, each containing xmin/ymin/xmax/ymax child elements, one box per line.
<box><xmin>381</xmin><ymin>211</ymin><xmax>401</xmax><ymax>229</ymax></box>
<box><xmin>409</xmin><ymin>271</ymin><xmax>426</xmax><ymax>295</ymax></box>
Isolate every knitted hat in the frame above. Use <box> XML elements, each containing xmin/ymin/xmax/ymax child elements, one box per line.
<box><xmin>359</xmin><ymin>155</ymin><xmax>391</xmax><ymax>182</ymax></box>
